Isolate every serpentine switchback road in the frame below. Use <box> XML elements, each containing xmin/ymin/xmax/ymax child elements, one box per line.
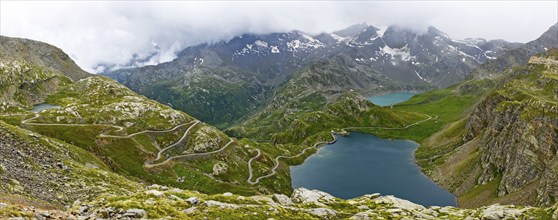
<box><xmin>7</xmin><ymin>112</ymin><xmax>236</xmax><ymax>168</ymax></box>
<box><xmin>3</xmin><ymin>110</ymin><xmax>435</xmax><ymax>185</ymax></box>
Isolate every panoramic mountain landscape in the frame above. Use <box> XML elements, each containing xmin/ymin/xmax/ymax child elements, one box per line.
<box><xmin>1</xmin><ymin>1</ymin><xmax>557</xmax><ymax>219</ymax></box>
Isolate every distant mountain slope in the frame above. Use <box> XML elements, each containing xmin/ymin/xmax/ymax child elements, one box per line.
<box><xmin>401</xmin><ymin>49</ymin><xmax>558</xmax><ymax>208</ymax></box>
<box><xmin>0</xmin><ymin>36</ymin><xmax>91</xmax><ymax>81</ymax></box>
<box><xmin>0</xmin><ymin>60</ymin><xmax>72</xmax><ymax>112</ymax></box>
<box><xmin>471</xmin><ymin>22</ymin><xmax>558</xmax><ymax>79</ymax></box>
<box><xmin>104</xmin><ymin>24</ymin><xmax>521</xmax><ymax>127</ymax></box>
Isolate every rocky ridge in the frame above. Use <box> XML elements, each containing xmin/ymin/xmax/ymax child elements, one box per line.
<box><xmin>427</xmin><ymin>49</ymin><xmax>558</xmax><ymax>208</ymax></box>
<box><xmin>104</xmin><ymin>24</ymin><xmax>521</xmax><ymax>127</ymax></box>
<box><xmin>1</xmin><ymin>186</ymin><xmax>555</xmax><ymax>219</ymax></box>
<box><xmin>0</xmin><ymin>36</ymin><xmax>90</xmax><ymax>81</ymax></box>
<box><xmin>0</xmin><ymin>60</ymin><xmax>71</xmax><ymax>112</ymax></box>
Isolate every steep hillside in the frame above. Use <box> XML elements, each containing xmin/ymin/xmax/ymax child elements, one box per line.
<box><xmin>0</xmin><ymin>121</ymin><xmax>142</xmax><ymax>209</ymax></box>
<box><xmin>0</xmin><ymin>60</ymin><xmax>71</xmax><ymax>113</ymax></box>
<box><xmin>471</xmin><ymin>22</ymin><xmax>557</xmax><ymax>79</ymax></box>
<box><xmin>1</xmin><ymin>30</ymin><xmax>558</xmax><ymax>220</ymax></box>
<box><xmin>109</xmin><ymin>57</ymin><xmax>270</xmax><ymax>128</ymax></box>
<box><xmin>400</xmin><ymin>49</ymin><xmax>558</xmax><ymax>208</ymax></box>
<box><xmin>228</xmin><ymin>54</ymin><xmax>429</xmax><ymax>145</ymax></box>
<box><xmin>0</xmin><ymin>36</ymin><xmax>91</xmax><ymax>81</ymax></box>
<box><xmin>104</xmin><ymin>24</ymin><xmax>520</xmax><ymax>127</ymax></box>
<box><xmin>0</xmin><ymin>43</ymin><xmax>341</xmax><ymax>198</ymax></box>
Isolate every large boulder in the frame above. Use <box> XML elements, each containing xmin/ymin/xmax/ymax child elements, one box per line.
<box><xmin>308</xmin><ymin>208</ymin><xmax>337</xmax><ymax>218</ymax></box>
<box><xmin>291</xmin><ymin>188</ymin><xmax>335</xmax><ymax>204</ymax></box>
<box><xmin>480</xmin><ymin>205</ymin><xmax>524</xmax><ymax>220</ymax></box>
<box><xmin>374</xmin><ymin>195</ymin><xmax>425</xmax><ymax>211</ymax></box>
<box><xmin>123</xmin><ymin>209</ymin><xmax>146</xmax><ymax>218</ymax></box>
<box><xmin>273</xmin><ymin>194</ymin><xmax>294</xmax><ymax>206</ymax></box>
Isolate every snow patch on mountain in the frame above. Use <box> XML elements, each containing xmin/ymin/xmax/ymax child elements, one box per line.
<box><xmin>379</xmin><ymin>45</ymin><xmax>414</xmax><ymax>61</ymax></box>
<box><xmin>376</xmin><ymin>26</ymin><xmax>388</xmax><ymax>38</ymax></box>
<box><xmin>270</xmin><ymin>46</ymin><xmax>280</xmax><ymax>54</ymax></box>
<box><xmin>414</xmin><ymin>70</ymin><xmax>425</xmax><ymax>80</ymax></box>
<box><xmin>329</xmin><ymin>33</ymin><xmax>347</xmax><ymax>42</ymax></box>
<box><xmin>254</xmin><ymin>40</ymin><xmax>269</xmax><ymax>48</ymax></box>
<box><xmin>234</xmin><ymin>40</ymin><xmax>273</xmax><ymax>56</ymax></box>
<box><xmin>287</xmin><ymin>38</ymin><xmax>324</xmax><ymax>52</ymax></box>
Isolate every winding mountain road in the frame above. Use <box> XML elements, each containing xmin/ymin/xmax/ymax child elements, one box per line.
<box><xmin>13</xmin><ymin>111</ymin><xmax>238</xmax><ymax>168</ymax></box>
<box><xmin>143</xmin><ymin>120</ymin><xmax>200</xmax><ymax>166</ymax></box>
<box><xmin>145</xmin><ymin>138</ymin><xmax>235</xmax><ymax>168</ymax></box>
<box><xmin>246</xmin><ymin>114</ymin><xmax>436</xmax><ymax>185</ymax></box>
<box><xmin>247</xmin><ymin>131</ymin><xmax>337</xmax><ymax>185</ymax></box>
<box><xmin>5</xmin><ymin>107</ymin><xmax>435</xmax><ymax>185</ymax></box>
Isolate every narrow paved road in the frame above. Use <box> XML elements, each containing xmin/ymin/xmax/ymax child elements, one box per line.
<box><xmin>246</xmin><ymin>149</ymin><xmax>262</xmax><ymax>184</ymax></box>
<box><xmin>247</xmin><ymin>131</ymin><xmax>337</xmax><ymax>185</ymax></box>
<box><xmin>146</xmin><ymin>138</ymin><xmax>235</xmax><ymax>168</ymax></box>
<box><xmin>22</xmin><ymin>113</ymin><xmax>126</xmax><ymax>133</ymax></box>
<box><xmin>99</xmin><ymin>122</ymin><xmax>192</xmax><ymax>138</ymax></box>
<box><xmin>246</xmin><ymin>114</ymin><xmax>436</xmax><ymax>185</ymax></box>
<box><xmin>15</xmin><ymin>111</ymin><xmax>236</xmax><ymax>169</ymax></box>
<box><xmin>144</xmin><ymin>120</ymin><xmax>200</xmax><ymax>166</ymax></box>
<box><xmin>343</xmin><ymin>114</ymin><xmax>434</xmax><ymax>130</ymax></box>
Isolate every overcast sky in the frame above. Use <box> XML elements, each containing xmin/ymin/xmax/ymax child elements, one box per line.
<box><xmin>1</xmin><ymin>1</ymin><xmax>557</xmax><ymax>73</ymax></box>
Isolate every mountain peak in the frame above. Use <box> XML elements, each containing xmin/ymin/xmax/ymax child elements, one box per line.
<box><xmin>333</xmin><ymin>23</ymin><xmax>370</xmax><ymax>38</ymax></box>
<box><xmin>0</xmin><ymin>35</ymin><xmax>91</xmax><ymax>81</ymax></box>
<box><xmin>426</xmin><ymin>26</ymin><xmax>449</xmax><ymax>38</ymax></box>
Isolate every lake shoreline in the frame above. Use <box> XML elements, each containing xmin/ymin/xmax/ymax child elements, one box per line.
<box><xmin>291</xmin><ymin>132</ymin><xmax>457</xmax><ymax>207</ymax></box>
<box><xmin>290</xmin><ymin>92</ymin><xmax>456</xmax><ymax>207</ymax></box>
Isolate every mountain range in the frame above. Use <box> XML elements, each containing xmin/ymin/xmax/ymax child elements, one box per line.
<box><xmin>104</xmin><ymin>24</ymin><xmax>523</xmax><ymax>127</ymax></box>
<box><xmin>0</xmin><ymin>22</ymin><xmax>557</xmax><ymax>219</ymax></box>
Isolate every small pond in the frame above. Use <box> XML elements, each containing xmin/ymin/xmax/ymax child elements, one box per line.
<box><xmin>31</xmin><ymin>103</ymin><xmax>61</xmax><ymax>113</ymax></box>
<box><xmin>366</xmin><ymin>91</ymin><xmax>417</xmax><ymax>106</ymax></box>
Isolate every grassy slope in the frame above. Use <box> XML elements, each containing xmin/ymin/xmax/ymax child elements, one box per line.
<box><xmin>369</xmin><ymin>50</ymin><xmax>558</xmax><ymax>207</ymax></box>
<box><xmin>0</xmin><ymin>70</ymin><xmax>276</xmax><ymax>196</ymax></box>
<box><xmin>0</xmin><ymin>121</ymin><xmax>142</xmax><ymax>208</ymax></box>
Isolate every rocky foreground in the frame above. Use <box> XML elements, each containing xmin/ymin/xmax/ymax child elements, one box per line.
<box><xmin>1</xmin><ymin>186</ymin><xmax>556</xmax><ymax>219</ymax></box>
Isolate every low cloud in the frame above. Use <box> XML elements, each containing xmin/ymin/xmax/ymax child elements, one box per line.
<box><xmin>1</xmin><ymin>1</ymin><xmax>556</xmax><ymax>73</ymax></box>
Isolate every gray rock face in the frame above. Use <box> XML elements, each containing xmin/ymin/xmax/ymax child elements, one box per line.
<box><xmin>458</xmin><ymin>54</ymin><xmax>558</xmax><ymax>207</ymax></box>
<box><xmin>291</xmin><ymin>187</ymin><xmax>336</xmax><ymax>204</ymax></box>
<box><xmin>480</xmin><ymin>205</ymin><xmax>524</xmax><ymax>220</ymax></box>
<box><xmin>463</xmin><ymin>90</ymin><xmax>558</xmax><ymax>206</ymax></box>
<box><xmin>185</xmin><ymin>197</ymin><xmax>199</xmax><ymax>205</ymax></box>
<box><xmin>0</xmin><ymin>126</ymin><xmax>101</xmax><ymax>206</ymax></box>
<box><xmin>308</xmin><ymin>207</ymin><xmax>336</xmax><ymax>218</ymax></box>
<box><xmin>273</xmin><ymin>194</ymin><xmax>294</xmax><ymax>205</ymax></box>
<box><xmin>212</xmin><ymin>162</ymin><xmax>228</xmax><ymax>176</ymax></box>
<box><xmin>145</xmin><ymin>189</ymin><xmax>165</xmax><ymax>197</ymax></box>
<box><xmin>103</xmin><ymin>24</ymin><xmax>524</xmax><ymax>127</ymax></box>
<box><xmin>0</xmin><ymin>35</ymin><xmax>91</xmax><ymax>81</ymax></box>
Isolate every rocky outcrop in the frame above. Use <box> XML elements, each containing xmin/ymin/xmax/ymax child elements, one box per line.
<box><xmin>3</xmin><ymin>186</ymin><xmax>553</xmax><ymax>219</ymax></box>
<box><xmin>0</xmin><ymin>35</ymin><xmax>91</xmax><ymax>81</ymax></box>
<box><xmin>212</xmin><ymin>162</ymin><xmax>228</xmax><ymax>176</ymax></box>
<box><xmin>460</xmin><ymin>53</ymin><xmax>558</xmax><ymax>206</ymax></box>
<box><xmin>0</xmin><ymin>122</ymin><xmax>140</xmax><ymax>207</ymax></box>
<box><xmin>0</xmin><ymin>60</ymin><xmax>70</xmax><ymax>109</ymax></box>
<box><xmin>291</xmin><ymin>187</ymin><xmax>336</xmax><ymax>204</ymax></box>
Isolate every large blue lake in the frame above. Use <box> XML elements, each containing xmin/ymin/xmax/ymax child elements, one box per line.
<box><xmin>291</xmin><ymin>91</ymin><xmax>456</xmax><ymax>207</ymax></box>
<box><xmin>291</xmin><ymin>133</ymin><xmax>456</xmax><ymax>207</ymax></box>
<box><xmin>366</xmin><ymin>91</ymin><xmax>417</xmax><ymax>106</ymax></box>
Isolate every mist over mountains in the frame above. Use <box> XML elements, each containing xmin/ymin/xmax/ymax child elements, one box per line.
<box><xmin>2</xmin><ymin>1</ymin><xmax>556</xmax><ymax>73</ymax></box>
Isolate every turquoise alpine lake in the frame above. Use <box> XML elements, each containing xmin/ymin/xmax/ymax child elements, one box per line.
<box><xmin>366</xmin><ymin>91</ymin><xmax>417</xmax><ymax>106</ymax></box>
<box><xmin>290</xmin><ymin>132</ymin><xmax>456</xmax><ymax>207</ymax></box>
<box><xmin>31</xmin><ymin>103</ymin><xmax>61</xmax><ymax>113</ymax></box>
